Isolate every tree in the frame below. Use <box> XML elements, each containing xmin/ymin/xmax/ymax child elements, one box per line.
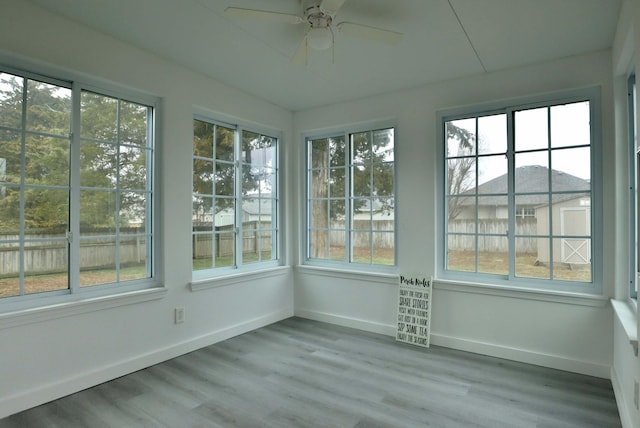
<box><xmin>0</xmin><ymin>75</ymin><xmax>151</xmax><ymax>233</ymax></box>
<box><xmin>309</xmin><ymin>129</ymin><xmax>394</xmax><ymax>258</ymax></box>
<box><xmin>446</xmin><ymin>122</ymin><xmax>475</xmax><ymax>221</ymax></box>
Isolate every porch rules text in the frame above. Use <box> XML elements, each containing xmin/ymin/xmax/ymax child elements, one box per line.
<box><xmin>396</xmin><ymin>274</ymin><xmax>432</xmax><ymax>348</ymax></box>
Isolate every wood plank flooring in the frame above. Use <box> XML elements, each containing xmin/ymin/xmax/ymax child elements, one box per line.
<box><xmin>0</xmin><ymin>317</ymin><xmax>622</xmax><ymax>427</ymax></box>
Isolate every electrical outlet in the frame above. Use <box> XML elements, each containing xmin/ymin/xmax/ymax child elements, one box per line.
<box><xmin>174</xmin><ymin>307</ymin><xmax>185</xmax><ymax>324</ymax></box>
<box><xmin>634</xmin><ymin>380</ymin><xmax>639</xmax><ymax>410</ymax></box>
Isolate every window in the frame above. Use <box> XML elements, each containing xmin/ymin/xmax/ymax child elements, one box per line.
<box><xmin>629</xmin><ymin>74</ymin><xmax>638</xmax><ymax>299</ymax></box>
<box><xmin>192</xmin><ymin>118</ymin><xmax>279</xmax><ymax>276</ymax></box>
<box><xmin>306</xmin><ymin>126</ymin><xmax>395</xmax><ymax>267</ymax></box>
<box><xmin>441</xmin><ymin>90</ymin><xmax>600</xmax><ymax>291</ymax></box>
<box><xmin>0</xmin><ymin>67</ymin><xmax>156</xmax><ymax>303</ymax></box>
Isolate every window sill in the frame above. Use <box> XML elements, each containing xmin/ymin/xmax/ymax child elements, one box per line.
<box><xmin>434</xmin><ymin>279</ymin><xmax>609</xmax><ymax>307</ymax></box>
<box><xmin>189</xmin><ymin>266</ymin><xmax>291</xmax><ymax>292</ymax></box>
<box><xmin>295</xmin><ymin>265</ymin><xmax>398</xmax><ymax>285</ymax></box>
<box><xmin>0</xmin><ymin>286</ymin><xmax>167</xmax><ymax>330</ymax></box>
<box><xmin>611</xmin><ymin>299</ymin><xmax>638</xmax><ymax>356</ymax></box>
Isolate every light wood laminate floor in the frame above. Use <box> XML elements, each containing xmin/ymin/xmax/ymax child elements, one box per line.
<box><xmin>0</xmin><ymin>317</ymin><xmax>622</xmax><ymax>427</ymax></box>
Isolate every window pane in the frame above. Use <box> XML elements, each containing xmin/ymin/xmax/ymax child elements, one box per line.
<box><xmin>477</xmin><ymin>236</ymin><xmax>508</xmax><ymax>275</ymax></box>
<box><xmin>516</xmin><ymin>195</ymin><xmax>545</xmax><ymax>235</ymax></box>
<box><xmin>80</xmin><ymin>237</ymin><xmax>116</xmax><ymax>287</ymax></box>
<box><xmin>193</xmin><ymin>159</ymin><xmax>213</xmax><ymax>195</ymax></box>
<box><xmin>446</xmin><ymin>118</ymin><xmax>476</xmax><ymax>156</ymax></box>
<box><xmin>373</xmin><ymin>231</ymin><xmax>394</xmax><ymax>265</ymax></box>
<box><xmin>25</xmin><ymin>135</ymin><xmax>70</xmax><ymax>186</ymax></box>
<box><xmin>352</xmin><ymin>132</ymin><xmax>371</xmax><ymax>165</ymax></box>
<box><xmin>119</xmin><ymin>146</ymin><xmax>147</xmax><ymax>190</ymax></box>
<box><xmin>309</xmin><ymin>229</ymin><xmax>328</xmax><ymax>258</ymax></box>
<box><xmin>214</xmin><ymin>198</ymin><xmax>234</xmax><ymax>227</ymax></box>
<box><xmin>242</xmin><ymin>132</ymin><xmax>276</xmax><ymax>167</ymax></box>
<box><xmin>553</xmin><ymin>202</ymin><xmax>591</xmax><ymax>237</ymax></box>
<box><xmin>447</xmin><ymin>235</ymin><xmax>476</xmax><ymax>272</ymax></box>
<box><xmin>0</xmin><ymin>242</ymin><xmax>20</xmax><ymax>297</ymax></box>
<box><xmin>478</xmin><ymin>155</ymin><xmax>506</xmax><ymax>191</ymax></box>
<box><xmin>80</xmin><ymin>190</ymin><xmax>116</xmax><ymax>234</ymax></box>
<box><xmin>351</xmin><ymin>231</ymin><xmax>371</xmax><ymax>263</ymax></box>
<box><xmin>551</xmin><ymin>101</ymin><xmax>590</xmax><ymax>148</ymax></box>
<box><xmin>121</xmin><ymin>191</ymin><xmax>147</xmax><ymax>232</ymax></box>
<box><xmin>193</xmin><ymin>196</ymin><xmax>212</xmax><ymax>231</ymax></box>
<box><xmin>515</xmin><ymin>160</ymin><xmax>549</xmax><ymax>194</ymax></box>
<box><xmin>551</xmin><ymin>147</ymin><xmax>590</xmax><ymax>186</ymax></box>
<box><xmin>119</xmin><ymin>234</ymin><xmax>147</xmax><ymax>281</ymax></box>
<box><xmin>81</xmin><ymin>91</ymin><xmax>117</xmax><ymax>142</ymax></box>
<box><xmin>215</xmin><ymin>126</ymin><xmax>235</xmax><ymax>162</ymax></box>
<box><xmin>553</xmin><ymin>238</ymin><xmax>591</xmax><ymax>282</ymax></box>
<box><xmin>0</xmin><ymin>187</ymin><xmax>20</xmax><ymax>232</ymax></box>
<box><xmin>216</xmin><ymin>232</ymin><xmax>235</xmax><ymax>267</ymax></box>
<box><xmin>193</xmin><ymin>233</ymin><xmax>213</xmax><ymax>271</ymax></box>
<box><xmin>447</xmin><ymin>196</ymin><xmax>475</xmax><ymax>225</ymax></box>
<box><xmin>373</xmin><ymin>128</ymin><xmax>394</xmax><ymax>162</ymax></box>
<box><xmin>0</xmin><ymin>130</ymin><xmax>21</xmax><ymax>185</ymax></box>
<box><xmin>80</xmin><ymin>142</ymin><xmax>117</xmax><ymax>188</ymax></box>
<box><xmin>0</xmin><ymin>73</ymin><xmax>23</xmax><ymax>129</ymax></box>
<box><xmin>330</xmin><ymin>199</ymin><xmax>345</xmax><ymax>220</ymax></box>
<box><xmin>516</xmin><ymin>238</ymin><xmax>550</xmax><ymax>279</ymax></box>
<box><xmin>477</xmin><ymin>196</ymin><xmax>507</xmax><ymax>223</ymax></box>
<box><xmin>24</xmin><ymin>188</ymin><xmax>69</xmax><ymax>234</ymax></box>
<box><xmin>120</xmin><ymin>101</ymin><xmax>148</xmax><ymax>147</ymax></box>
<box><xmin>24</xmin><ymin>240</ymin><xmax>68</xmax><ymax>294</ymax></box>
<box><xmin>515</xmin><ymin>107</ymin><xmax>548</xmax><ymax>151</ymax></box>
<box><xmin>242</xmin><ymin>165</ymin><xmax>260</xmax><ymax>194</ymax></box>
<box><xmin>353</xmin><ymin>165</ymin><xmax>370</xmax><ymax>197</ymax></box>
<box><xmin>26</xmin><ymin>80</ymin><xmax>71</xmax><ymax>136</ymax></box>
<box><xmin>328</xmin><ymin>231</ymin><xmax>346</xmax><ymax>261</ymax></box>
<box><xmin>329</xmin><ymin>168</ymin><xmax>345</xmax><ymax>198</ymax></box>
<box><xmin>215</xmin><ymin>162</ymin><xmax>234</xmax><ymax>196</ymax></box>
<box><xmin>447</xmin><ymin>158</ymin><xmax>475</xmax><ymax>195</ymax></box>
<box><xmin>310</xmin><ymin>200</ymin><xmax>328</xmax><ymax>229</ymax></box>
<box><xmin>194</xmin><ymin>120</ymin><xmax>214</xmax><ymax>158</ymax></box>
<box><xmin>329</xmin><ymin>137</ymin><xmax>346</xmax><ymax>167</ymax></box>
<box><xmin>373</xmin><ymin>162</ymin><xmax>394</xmax><ymax>197</ymax></box>
<box><xmin>478</xmin><ymin>114</ymin><xmax>507</xmax><ymax>155</ymax></box>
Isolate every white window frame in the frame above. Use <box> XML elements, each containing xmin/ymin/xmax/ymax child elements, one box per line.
<box><xmin>303</xmin><ymin>121</ymin><xmax>397</xmax><ymax>272</ymax></box>
<box><xmin>437</xmin><ymin>88</ymin><xmax>603</xmax><ymax>294</ymax></box>
<box><xmin>191</xmin><ymin>115</ymin><xmax>281</xmax><ymax>282</ymax></box>
<box><xmin>628</xmin><ymin>74</ymin><xmax>638</xmax><ymax>300</ymax></box>
<box><xmin>0</xmin><ymin>64</ymin><xmax>161</xmax><ymax>313</ymax></box>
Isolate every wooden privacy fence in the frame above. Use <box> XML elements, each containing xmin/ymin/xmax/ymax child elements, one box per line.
<box><xmin>192</xmin><ymin>221</ymin><xmax>274</xmax><ymax>258</ymax></box>
<box><xmin>0</xmin><ymin>230</ymin><xmax>146</xmax><ymax>278</ymax></box>
<box><xmin>448</xmin><ymin>218</ymin><xmax>537</xmax><ymax>253</ymax></box>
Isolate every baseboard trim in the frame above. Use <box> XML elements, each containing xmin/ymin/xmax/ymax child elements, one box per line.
<box><xmin>0</xmin><ymin>307</ymin><xmax>293</xmax><ymax>419</ymax></box>
<box><xmin>294</xmin><ymin>309</ymin><xmax>611</xmax><ymax>379</ymax></box>
<box><xmin>294</xmin><ymin>309</ymin><xmax>397</xmax><ymax>336</ymax></box>
<box><xmin>611</xmin><ymin>365</ymin><xmax>635</xmax><ymax>428</ymax></box>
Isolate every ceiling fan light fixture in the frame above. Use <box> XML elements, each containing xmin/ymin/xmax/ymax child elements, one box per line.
<box><xmin>307</xmin><ymin>27</ymin><xmax>332</xmax><ymax>50</ymax></box>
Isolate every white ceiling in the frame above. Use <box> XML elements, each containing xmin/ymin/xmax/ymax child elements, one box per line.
<box><xmin>27</xmin><ymin>0</ymin><xmax>621</xmax><ymax>111</ymax></box>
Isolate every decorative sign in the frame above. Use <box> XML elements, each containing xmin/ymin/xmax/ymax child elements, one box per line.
<box><xmin>396</xmin><ymin>274</ymin><xmax>432</xmax><ymax>348</ymax></box>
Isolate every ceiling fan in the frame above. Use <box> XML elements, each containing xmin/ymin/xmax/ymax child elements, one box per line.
<box><xmin>224</xmin><ymin>0</ymin><xmax>403</xmax><ymax>64</ymax></box>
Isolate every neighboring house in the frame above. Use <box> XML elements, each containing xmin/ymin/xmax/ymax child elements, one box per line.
<box><xmin>214</xmin><ymin>195</ymin><xmax>275</xmax><ymax>227</ymax></box>
<box><xmin>453</xmin><ymin>165</ymin><xmax>591</xmax><ymax>265</ymax></box>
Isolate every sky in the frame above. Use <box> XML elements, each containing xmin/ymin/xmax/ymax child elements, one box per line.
<box><xmin>449</xmin><ymin>101</ymin><xmax>591</xmax><ymax>185</ymax></box>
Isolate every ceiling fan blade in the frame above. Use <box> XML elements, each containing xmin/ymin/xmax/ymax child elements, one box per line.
<box><xmin>337</xmin><ymin>22</ymin><xmax>403</xmax><ymax>45</ymax></box>
<box><xmin>320</xmin><ymin>0</ymin><xmax>347</xmax><ymax>16</ymax></box>
<box><xmin>224</xmin><ymin>7</ymin><xmax>305</xmax><ymax>24</ymax></box>
<box><xmin>291</xmin><ymin>35</ymin><xmax>308</xmax><ymax>65</ymax></box>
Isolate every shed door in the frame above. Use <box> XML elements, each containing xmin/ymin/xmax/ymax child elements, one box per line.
<box><xmin>560</xmin><ymin>207</ymin><xmax>590</xmax><ymax>264</ymax></box>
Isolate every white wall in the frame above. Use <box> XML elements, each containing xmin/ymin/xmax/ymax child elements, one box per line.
<box><xmin>0</xmin><ymin>0</ymin><xmax>294</xmax><ymax>418</ymax></box>
<box><xmin>294</xmin><ymin>49</ymin><xmax>616</xmax><ymax>379</ymax></box>
<box><xmin>611</xmin><ymin>1</ymin><xmax>640</xmax><ymax>426</ymax></box>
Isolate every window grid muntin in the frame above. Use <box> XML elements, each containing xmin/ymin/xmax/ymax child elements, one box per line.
<box><xmin>444</xmin><ymin>97</ymin><xmax>595</xmax><ymax>287</ymax></box>
<box><xmin>192</xmin><ymin>117</ymin><xmax>279</xmax><ymax>276</ymax></box>
<box><xmin>629</xmin><ymin>74</ymin><xmax>638</xmax><ymax>299</ymax></box>
<box><xmin>306</xmin><ymin>126</ymin><xmax>395</xmax><ymax>267</ymax></box>
<box><xmin>78</xmin><ymin>90</ymin><xmax>153</xmax><ymax>287</ymax></box>
<box><xmin>0</xmin><ymin>67</ymin><xmax>155</xmax><ymax>303</ymax></box>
